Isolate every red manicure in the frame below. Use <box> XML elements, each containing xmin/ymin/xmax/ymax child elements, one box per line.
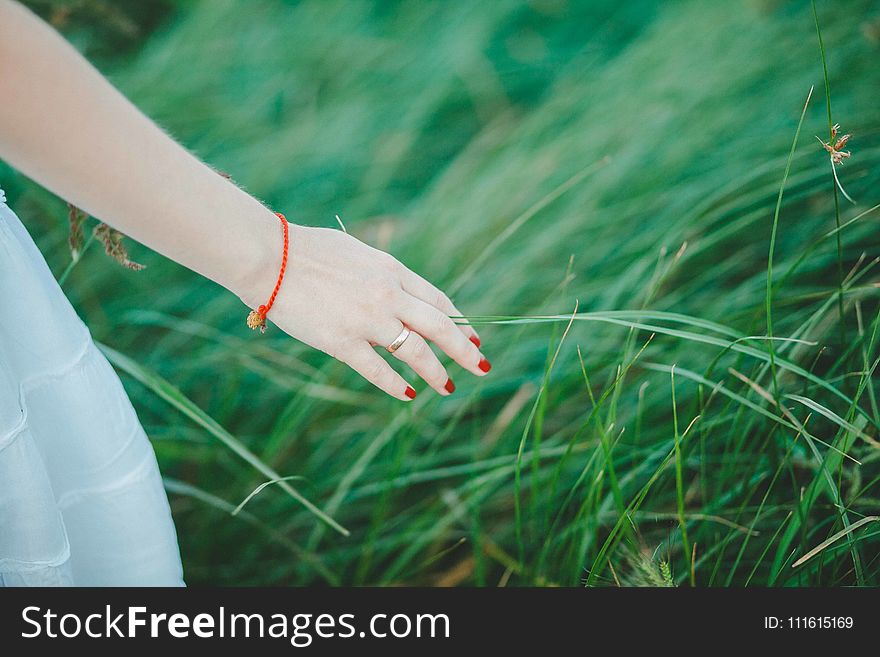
<box><xmin>404</xmin><ymin>386</ymin><xmax>417</xmax><ymax>399</ymax></box>
<box><xmin>444</xmin><ymin>378</ymin><xmax>456</xmax><ymax>393</ymax></box>
<box><xmin>478</xmin><ymin>358</ymin><xmax>492</xmax><ymax>373</ymax></box>
<box><xmin>469</xmin><ymin>336</ymin><xmax>481</xmax><ymax>348</ymax></box>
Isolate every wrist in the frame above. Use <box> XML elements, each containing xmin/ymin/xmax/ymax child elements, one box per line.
<box><xmin>232</xmin><ymin>207</ymin><xmax>295</xmax><ymax>311</ymax></box>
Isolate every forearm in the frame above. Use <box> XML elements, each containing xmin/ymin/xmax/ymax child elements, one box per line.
<box><xmin>0</xmin><ymin>0</ymin><xmax>278</xmax><ymax>304</ymax></box>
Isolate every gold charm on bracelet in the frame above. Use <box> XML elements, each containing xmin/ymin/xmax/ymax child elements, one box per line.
<box><xmin>246</xmin><ymin>309</ymin><xmax>267</xmax><ymax>333</ymax></box>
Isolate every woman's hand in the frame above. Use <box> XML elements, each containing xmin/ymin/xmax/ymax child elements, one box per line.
<box><xmin>242</xmin><ymin>224</ymin><xmax>490</xmax><ymax>401</ymax></box>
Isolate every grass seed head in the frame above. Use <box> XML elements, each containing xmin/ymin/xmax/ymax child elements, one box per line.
<box><xmin>93</xmin><ymin>222</ymin><xmax>145</xmax><ymax>271</ymax></box>
<box><xmin>818</xmin><ymin>123</ymin><xmax>852</xmax><ymax>164</ymax></box>
<box><xmin>66</xmin><ymin>203</ymin><xmax>86</xmax><ymax>261</ymax></box>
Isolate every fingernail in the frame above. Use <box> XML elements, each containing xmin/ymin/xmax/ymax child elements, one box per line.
<box><xmin>444</xmin><ymin>378</ymin><xmax>456</xmax><ymax>394</ymax></box>
<box><xmin>469</xmin><ymin>336</ymin><xmax>481</xmax><ymax>348</ymax></box>
<box><xmin>478</xmin><ymin>358</ymin><xmax>492</xmax><ymax>373</ymax></box>
<box><xmin>405</xmin><ymin>386</ymin><xmax>417</xmax><ymax>399</ymax></box>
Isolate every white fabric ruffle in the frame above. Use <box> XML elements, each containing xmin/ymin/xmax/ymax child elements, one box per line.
<box><xmin>0</xmin><ymin>187</ymin><xmax>184</xmax><ymax>586</ymax></box>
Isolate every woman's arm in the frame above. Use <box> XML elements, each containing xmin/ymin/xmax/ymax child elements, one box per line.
<box><xmin>0</xmin><ymin>0</ymin><xmax>488</xmax><ymax>400</ymax></box>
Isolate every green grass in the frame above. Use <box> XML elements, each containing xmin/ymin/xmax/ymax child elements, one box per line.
<box><xmin>4</xmin><ymin>0</ymin><xmax>880</xmax><ymax>586</ymax></box>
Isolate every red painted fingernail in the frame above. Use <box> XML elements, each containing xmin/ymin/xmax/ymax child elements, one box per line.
<box><xmin>478</xmin><ymin>358</ymin><xmax>492</xmax><ymax>373</ymax></box>
<box><xmin>469</xmin><ymin>336</ymin><xmax>481</xmax><ymax>348</ymax></box>
<box><xmin>404</xmin><ymin>386</ymin><xmax>417</xmax><ymax>399</ymax></box>
<box><xmin>444</xmin><ymin>378</ymin><xmax>456</xmax><ymax>394</ymax></box>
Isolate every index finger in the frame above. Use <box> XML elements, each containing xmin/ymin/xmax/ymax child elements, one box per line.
<box><xmin>400</xmin><ymin>269</ymin><xmax>482</xmax><ymax>348</ymax></box>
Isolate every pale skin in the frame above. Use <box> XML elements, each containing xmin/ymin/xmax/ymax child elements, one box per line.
<box><xmin>0</xmin><ymin>0</ymin><xmax>490</xmax><ymax>401</ymax></box>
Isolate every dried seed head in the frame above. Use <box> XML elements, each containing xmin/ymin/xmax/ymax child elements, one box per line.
<box><xmin>834</xmin><ymin>151</ymin><xmax>851</xmax><ymax>165</ymax></box>
<box><xmin>67</xmin><ymin>203</ymin><xmax>86</xmax><ymax>262</ymax></box>
<box><xmin>833</xmin><ymin>133</ymin><xmax>851</xmax><ymax>151</ymax></box>
<box><xmin>94</xmin><ymin>222</ymin><xmax>145</xmax><ymax>271</ymax></box>
<box><xmin>817</xmin><ymin>124</ymin><xmax>853</xmax><ymax>166</ymax></box>
<box><xmin>817</xmin><ymin>124</ymin><xmax>857</xmax><ymax>203</ymax></box>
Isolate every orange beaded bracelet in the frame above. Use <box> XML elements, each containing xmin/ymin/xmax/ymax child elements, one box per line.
<box><xmin>246</xmin><ymin>212</ymin><xmax>289</xmax><ymax>333</ymax></box>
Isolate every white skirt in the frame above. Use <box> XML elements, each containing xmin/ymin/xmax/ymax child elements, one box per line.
<box><xmin>0</xmin><ymin>186</ymin><xmax>184</xmax><ymax>586</ymax></box>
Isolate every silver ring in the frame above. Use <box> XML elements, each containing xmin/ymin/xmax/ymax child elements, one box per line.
<box><xmin>386</xmin><ymin>326</ymin><xmax>411</xmax><ymax>353</ymax></box>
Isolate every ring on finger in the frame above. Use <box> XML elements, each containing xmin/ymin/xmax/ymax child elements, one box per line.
<box><xmin>386</xmin><ymin>326</ymin><xmax>412</xmax><ymax>353</ymax></box>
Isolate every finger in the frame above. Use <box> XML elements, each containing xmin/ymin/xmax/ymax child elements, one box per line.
<box><xmin>341</xmin><ymin>345</ymin><xmax>416</xmax><ymax>401</ymax></box>
<box><xmin>390</xmin><ymin>329</ymin><xmax>455</xmax><ymax>395</ymax></box>
<box><xmin>398</xmin><ymin>295</ymin><xmax>490</xmax><ymax>376</ymax></box>
<box><xmin>400</xmin><ymin>270</ymin><xmax>481</xmax><ymax>347</ymax></box>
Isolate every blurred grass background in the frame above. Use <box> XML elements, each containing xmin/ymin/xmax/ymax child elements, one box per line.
<box><xmin>3</xmin><ymin>0</ymin><xmax>880</xmax><ymax>585</ymax></box>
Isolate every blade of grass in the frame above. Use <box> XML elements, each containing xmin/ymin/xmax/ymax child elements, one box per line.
<box><xmin>232</xmin><ymin>475</ymin><xmax>308</xmax><ymax>516</ymax></box>
<box><xmin>162</xmin><ymin>477</ymin><xmax>339</xmax><ymax>584</ymax></box>
<box><xmin>812</xmin><ymin>0</ymin><xmax>847</xmax><ymax>348</ymax></box>
<box><xmin>766</xmin><ymin>86</ymin><xmax>813</xmax><ymax>401</ymax></box>
<box><xmin>671</xmin><ymin>365</ymin><xmax>693</xmax><ymax>585</ymax></box>
<box><xmin>99</xmin><ymin>343</ymin><xmax>349</xmax><ymax>536</ymax></box>
<box><xmin>514</xmin><ymin>301</ymin><xmax>578</xmax><ymax>564</ymax></box>
<box><xmin>792</xmin><ymin>516</ymin><xmax>879</xmax><ymax>569</ymax></box>
<box><xmin>449</xmin><ymin>159</ymin><xmax>607</xmax><ymax>296</ymax></box>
